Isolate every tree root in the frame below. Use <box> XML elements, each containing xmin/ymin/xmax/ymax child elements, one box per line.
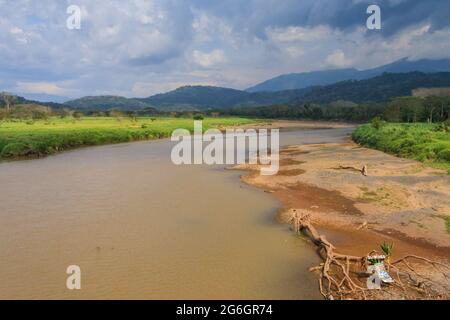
<box><xmin>289</xmin><ymin>209</ymin><xmax>450</xmax><ymax>300</ymax></box>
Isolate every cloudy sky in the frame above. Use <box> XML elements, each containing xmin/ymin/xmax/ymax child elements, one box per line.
<box><xmin>1</xmin><ymin>0</ymin><xmax>450</xmax><ymax>100</ymax></box>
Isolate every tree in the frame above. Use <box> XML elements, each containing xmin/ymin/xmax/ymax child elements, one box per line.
<box><xmin>385</xmin><ymin>97</ymin><xmax>424</xmax><ymax>122</ymax></box>
<box><xmin>0</xmin><ymin>92</ymin><xmax>17</xmax><ymax>112</ymax></box>
<box><xmin>423</xmin><ymin>96</ymin><xmax>442</xmax><ymax>123</ymax></box>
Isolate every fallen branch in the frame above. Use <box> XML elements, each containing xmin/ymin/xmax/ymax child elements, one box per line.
<box><xmin>331</xmin><ymin>165</ymin><xmax>368</xmax><ymax>176</ymax></box>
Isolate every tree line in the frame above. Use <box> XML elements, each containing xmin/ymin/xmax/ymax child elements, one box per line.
<box><xmin>217</xmin><ymin>95</ymin><xmax>450</xmax><ymax>123</ymax></box>
<box><xmin>2</xmin><ymin>91</ymin><xmax>449</xmax><ymax>123</ymax></box>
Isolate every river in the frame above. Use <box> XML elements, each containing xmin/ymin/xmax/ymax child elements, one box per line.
<box><xmin>0</xmin><ymin>127</ymin><xmax>352</xmax><ymax>299</ymax></box>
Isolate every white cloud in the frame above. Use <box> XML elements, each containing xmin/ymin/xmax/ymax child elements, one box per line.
<box><xmin>0</xmin><ymin>1</ymin><xmax>450</xmax><ymax>98</ymax></box>
<box><xmin>325</xmin><ymin>49</ymin><xmax>352</xmax><ymax>68</ymax></box>
<box><xmin>266</xmin><ymin>25</ymin><xmax>332</xmax><ymax>43</ymax></box>
<box><xmin>192</xmin><ymin>49</ymin><xmax>227</xmax><ymax>68</ymax></box>
<box><xmin>10</xmin><ymin>26</ymin><xmax>24</xmax><ymax>35</ymax></box>
<box><xmin>286</xmin><ymin>46</ymin><xmax>305</xmax><ymax>58</ymax></box>
<box><xmin>15</xmin><ymin>82</ymin><xmax>68</xmax><ymax>95</ymax></box>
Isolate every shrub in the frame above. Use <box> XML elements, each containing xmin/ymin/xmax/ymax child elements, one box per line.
<box><xmin>370</xmin><ymin>116</ymin><xmax>383</xmax><ymax>129</ymax></box>
<box><xmin>73</xmin><ymin>112</ymin><xmax>83</xmax><ymax>119</ymax></box>
<box><xmin>193</xmin><ymin>114</ymin><xmax>204</xmax><ymax>121</ymax></box>
<box><xmin>434</xmin><ymin>121</ymin><xmax>449</xmax><ymax>132</ymax></box>
<box><xmin>438</xmin><ymin>149</ymin><xmax>450</xmax><ymax>161</ymax></box>
<box><xmin>1</xmin><ymin>143</ymin><xmax>32</xmax><ymax>157</ymax></box>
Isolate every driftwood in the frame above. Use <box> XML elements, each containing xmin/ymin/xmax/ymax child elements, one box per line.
<box><xmin>332</xmin><ymin>165</ymin><xmax>368</xmax><ymax>176</ymax></box>
<box><xmin>361</xmin><ymin>165</ymin><xmax>368</xmax><ymax>176</ymax></box>
<box><xmin>289</xmin><ymin>209</ymin><xmax>450</xmax><ymax>300</ymax></box>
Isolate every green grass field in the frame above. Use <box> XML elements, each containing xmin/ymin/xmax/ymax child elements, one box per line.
<box><xmin>353</xmin><ymin>123</ymin><xmax>450</xmax><ymax>171</ymax></box>
<box><xmin>0</xmin><ymin>116</ymin><xmax>259</xmax><ymax>160</ymax></box>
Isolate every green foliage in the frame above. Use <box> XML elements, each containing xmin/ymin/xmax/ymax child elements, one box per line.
<box><xmin>0</xmin><ymin>104</ymin><xmax>53</xmax><ymax>120</ymax></box>
<box><xmin>1</xmin><ymin>142</ymin><xmax>31</xmax><ymax>158</ymax></box>
<box><xmin>65</xmin><ymin>96</ymin><xmax>151</xmax><ymax>111</ymax></box>
<box><xmin>383</xmin><ymin>96</ymin><xmax>450</xmax><ymax>123</ymax></box>
<box><xmin>193</xmin><ymin>114</ymin><xmax>204</xmax><ymax>120</ymax></box>
<box><xmin>445</xmin><ymin>216</ymin><xmax>450</xmax><ymax>234</ymax></box>
<box><xmin>353</xmin><ymin>123</ymin><xmax>450</xmax><ymax>170</ymax></box>
<box><xmin>0</xmin><ymin>116</ymin><xmax>258</xmax><ymax>160</ymax></box>
<box><xmin>224</xmin><ymin>93</ymin><xmax>450</xmax><ymax>123</ymax></box>
<box><xmin>370</xmin><ymin>116</ymin><xmax>384</xmax><ymax>129</ymax></box>
<box><xmin>72</xmin><ymin>112</ymin><xmax>83</xmax><ymax>119</ymax></box>
<box><xmin>224</xmin><ymin>102</ymin><xmax>386</xmax><ymax>122</ymax></box>
<box><xmin>434</xmin><ymin>120</ymin><xmax>449</xmax><ymax>132</ymax></box>
<box><xmin>380</xmin><ymin>241</ymin><xmax>394</xmax><ymax>257</ymax></box>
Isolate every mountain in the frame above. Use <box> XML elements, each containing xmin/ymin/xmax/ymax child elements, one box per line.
<box><xmin>61</xmin><ymin>71</ymin><xmax>450</xmax><ymax>112</ymax></box>
<box><xmin>246</xmin><ymin>58</ymin><xmax>450</xmax><ymax>92</ymax></box>
<box><xmin>138</xmin><ymin>85</ymin><xmax>310</xmax><ymax>111</ymax></box>
<box><xmin>139</xmin><ymin>86</ymin><xmax>248</xmax><ymax>110</ymax></box>
<box><xmin>18</xmin><ymin>93</ymin><xmax>70</xmax><ymax>104</ymax></box>
<box><xmin>65</xmin><ymin>96</ymin><xmax>152</xmax><ymax>110</ymax></box>
<box><xmin>246</xmin><ymin>68</ymin><xmax>360</xmax><ymax>92</ymax></box>
<box><xmin>0</xmin><ymin>93</ymin><xmax>69</xmax><ymax>109</ymax></box>
<box><xmin>290</xmin><ymin>72</ymin><xmax>450</xmax><ymax>105</ymax></box>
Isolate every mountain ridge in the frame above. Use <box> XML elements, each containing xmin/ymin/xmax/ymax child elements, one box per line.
<box><xmin>62</xmin><ymin>72</ymin><xmax>450</xmax><ymax>111</ymax></box>
<box><xmin>246</xmin><ymin>58</ymin><xmax>450</xmax><ymax>92</ymax></box>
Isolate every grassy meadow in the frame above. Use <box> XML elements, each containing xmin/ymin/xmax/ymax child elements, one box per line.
<box><xmin>353</xmin><ymin>122</ymin><xmax>450</xmax><ymax>171</ymax></box>
<box><xmin>0</xmin><ymin>116</ymin><xmax>259</xmax><ymax>160</ymax></box>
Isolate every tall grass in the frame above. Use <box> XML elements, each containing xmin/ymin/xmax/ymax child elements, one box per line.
<box><xmin>0</xmin><ymin>116</ymin><xmax>257</xmax><ymax>160</ymax></box>
<box><xmin>353</xmin><ymin>122</ymin><xmax>450</xmax><ymax>171</ymax></box>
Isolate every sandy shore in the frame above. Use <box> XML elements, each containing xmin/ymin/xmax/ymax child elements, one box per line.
<box><xmin>228</xmin><ymin>119</ymin><xmax>355</xmax><ymax>131</ymax></box>
<box><xmin>232</xmin><ymin>121</ymin><xmax>450</xmax><ymax>298</ymax></box>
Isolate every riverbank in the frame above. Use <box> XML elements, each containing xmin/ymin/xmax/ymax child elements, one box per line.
<box><xmin>230</xmin><ymin>119</ymin><xmax>354</xmax><ymax>131</ymax></box>
<box><xmin>353</xmin><ymin>123</ymin><xmax>450</xmax><ymax>172</ymax></box>
<box><xmin>0</xmin><ymin>116</ymin><xmax>257</xmax><ymax>160</ymax></box>
<box><xmin>233</xmin><ymin>124</ymin><xmax>450</xmax><ymax>299</ymax></box>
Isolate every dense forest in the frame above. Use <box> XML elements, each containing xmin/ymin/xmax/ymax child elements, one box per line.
<box><xmin>219</xmin><ymin>95</ymin><xmax>450</xmax><ymax>123</ymax></box>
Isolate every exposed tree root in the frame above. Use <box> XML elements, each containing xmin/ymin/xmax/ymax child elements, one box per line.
<box><xmin>289</xmin><ymin>209</ymin><xmax>450</xmax><ymax>300</ymax></box>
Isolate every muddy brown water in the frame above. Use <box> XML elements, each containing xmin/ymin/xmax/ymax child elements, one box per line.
<box><xmin>0</xmin><ymin>127</ymin><xmax>353</xmax><ymax>299</ymax></box>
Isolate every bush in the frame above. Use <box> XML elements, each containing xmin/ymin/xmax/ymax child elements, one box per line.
<box><xmin>370</xmin><ymin>116</ymin><xmax>383</xmax><ymax>130</ymax></box>
<box><xmin>438</xmin><ymin>149</ymin><xmax>450</xmax><ymax>161</ymax></box>
<box><xmin>1</xmin><ymin>143</ymin><xmax>32</xmax><ymax>157</ymax></box>
<box><xmin>434</xmin><ymin>121</ymin><xmax>449</xmax><ymax>132</ymax></box>
<box><xmin>193</xmin><ymin>114</ymin><xmax>204</xmax><ymax>120</ymax></box>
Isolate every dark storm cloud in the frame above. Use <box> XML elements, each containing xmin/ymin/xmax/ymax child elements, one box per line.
<box><xmin>193</xmin><ymin>0</ymin><xmax>450</xmax><ymax>38</ymax></box>
<box><xmin>1</xmin><ymin>0</ymin><xmax>450</xmax><ymax>98</ymax></box>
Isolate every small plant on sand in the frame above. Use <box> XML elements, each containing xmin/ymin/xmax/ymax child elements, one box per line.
<box><xmin>381</xmin><ymin>241</ymin><xmax>394</xmax><ymax>263</ymax></box>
